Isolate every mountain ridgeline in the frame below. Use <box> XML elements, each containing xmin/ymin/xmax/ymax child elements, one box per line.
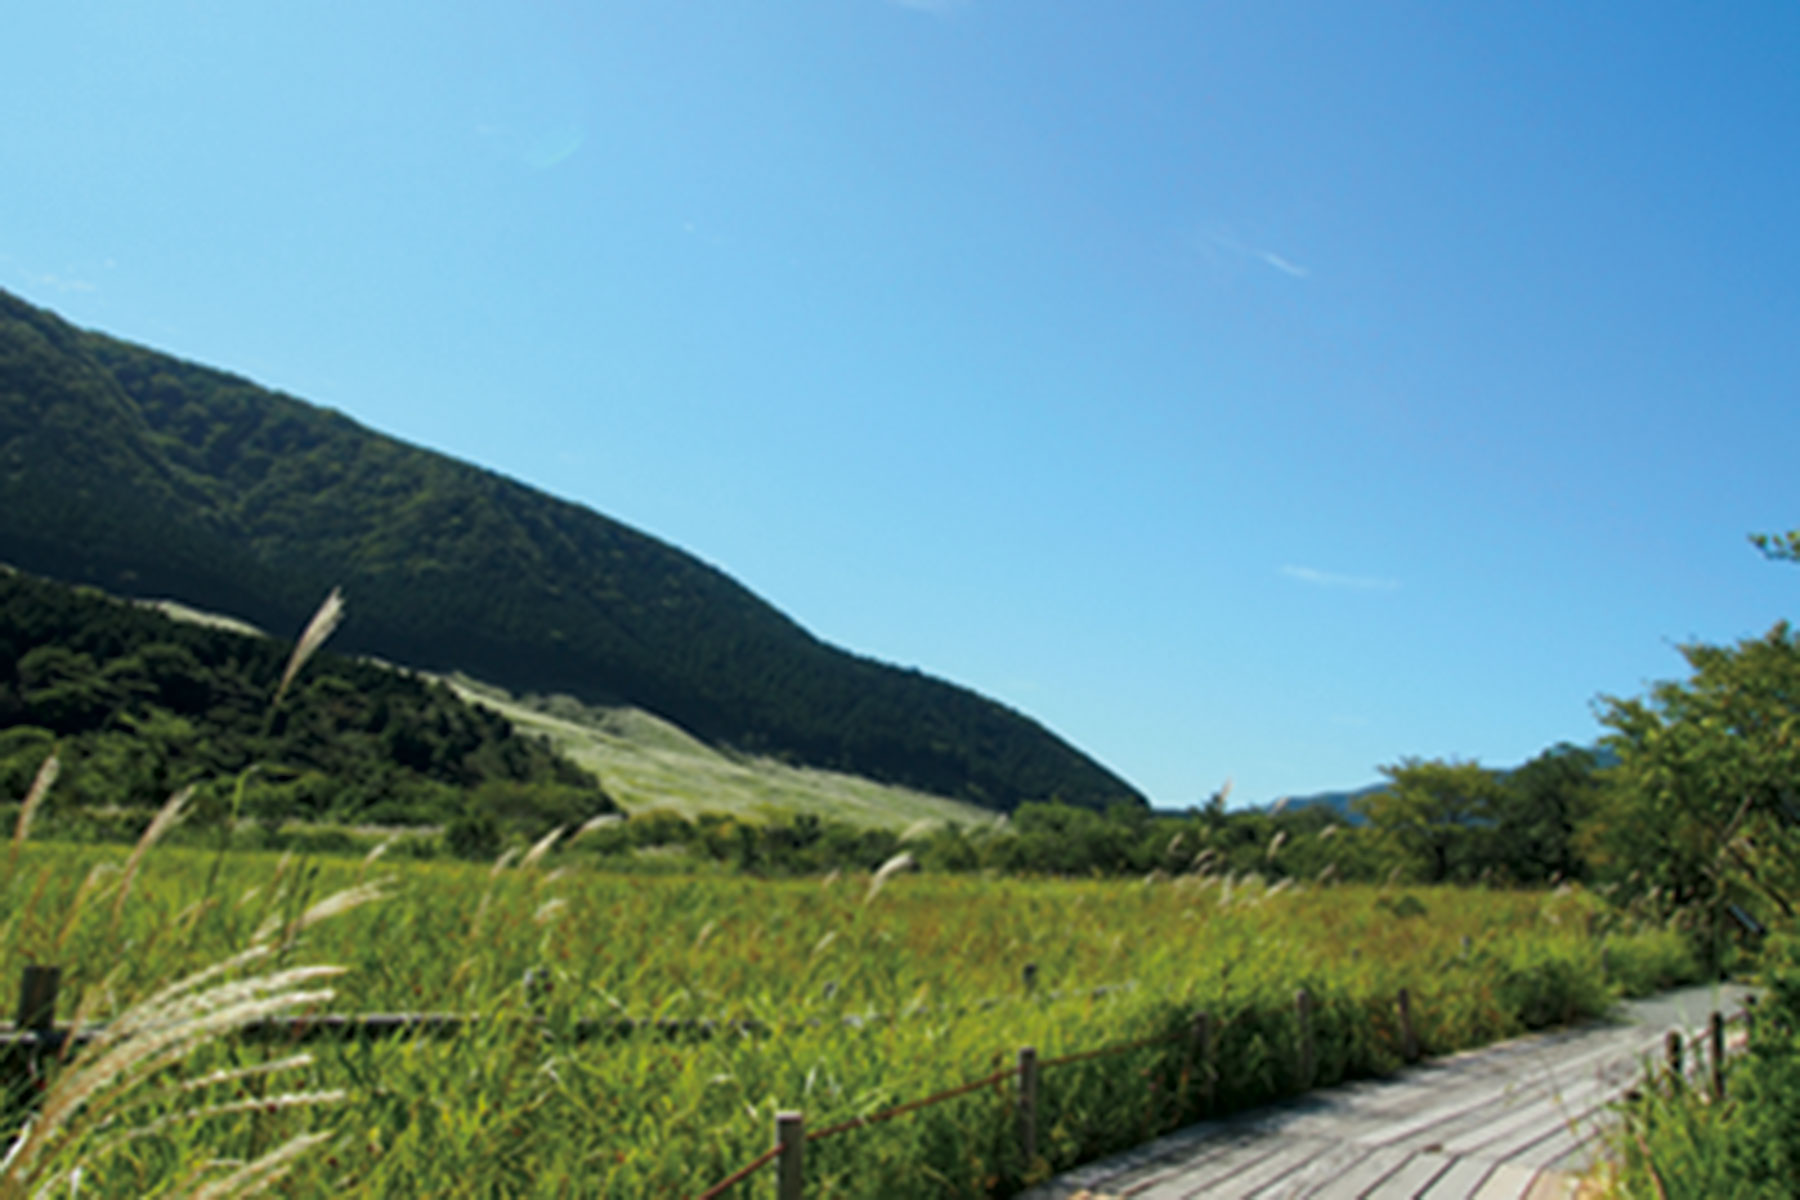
<box><xmin>0</xmin><ymin>288</ymin><xmax>1144</xmax><ymax>812</ymax></box>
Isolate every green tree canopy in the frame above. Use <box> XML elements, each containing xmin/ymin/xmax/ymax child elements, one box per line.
<box><xmin>1356</xmin><ymin>758</ymin><xmax>1510</xmax><ymax>884</ymax></box>
<box><xmin>1587</xmin><ymin>623</ymin><xmax>1800</xmax><ymax>927</ymax></box>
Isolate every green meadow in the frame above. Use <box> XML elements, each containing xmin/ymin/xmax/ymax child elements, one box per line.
<box><xmin>1</xmin><ymin>842</ymin><xmax>1694</xmax><ymax>1197</ymax></box>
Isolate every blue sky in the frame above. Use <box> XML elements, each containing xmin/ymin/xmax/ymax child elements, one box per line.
<box><xmin>6</xmin><ymin>1</ymin><xmax>1799</xmax><ymax>807</ymax></box>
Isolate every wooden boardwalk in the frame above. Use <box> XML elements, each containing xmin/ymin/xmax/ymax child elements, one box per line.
<box><xmin>1022</xmin><ymin>983</ymin><xmax>1753</xmax><ymax>1200</ymax></box>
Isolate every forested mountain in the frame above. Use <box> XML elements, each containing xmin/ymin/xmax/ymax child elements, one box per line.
<box><xmin>0</xmin><ymin>566</ymin><xmax>613</xmax><ymax>832</ymax></box>
<box><xmin>0</xmin><ymin>288</ymin><xmax>1143</xmax><ymax>812</ymax></box>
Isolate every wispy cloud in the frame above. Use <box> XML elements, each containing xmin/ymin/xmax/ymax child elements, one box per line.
<box><xmin>29</xmin><ymin>272</ymin><xmax>97</xmax><ymax>294</ymax></box>
<box><xmin>1280</xmin><ymin>565</ymin><xmax>1400</xmax><ymax>591</ymax></box>
<box><xmin>1257</xmin><ymin>251</ymin><xmax>1309</xmax><ymax>279</ymax></box>
<box><xmin>1196</xmin><ymin>227</ymin><xmax>1310</xmax><ymax>280</ymax></box>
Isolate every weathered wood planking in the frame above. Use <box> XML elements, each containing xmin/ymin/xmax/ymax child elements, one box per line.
<box><xmin>1028</xmin><ymin>981</ymin><xmax>1754</xmax><ymax>1200</ymax></box>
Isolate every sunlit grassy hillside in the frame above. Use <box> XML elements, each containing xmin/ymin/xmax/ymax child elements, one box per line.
<box><xmin>440</xmin><ymin>674</ymin><xmax>1001</xmax><ymax>831</ymax></box>
<box><xmin>130</xmin><ymin>588</ymin><xmax>1000</xmax><ymax>833</ymax></box>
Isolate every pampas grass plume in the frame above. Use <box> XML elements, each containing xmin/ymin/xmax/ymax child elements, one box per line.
<box><xmin>521</xmin><ymin>826</ymin><xmax>563</xmax><ymax>870</ymax></box>
<box><xmin>112</xmin><ymin>785</ymin><xmax>195</xmax><ymax>922</ymax></box>
<box><xmin>572</xmin><ymin>813</ymin><xmax>622</xmax><ymax>839</ymax></box>
<box><xmin>188</xmin><ymin>1131</ymin><xmax>333</xmax><ymax>1200</ymax></box>
<box><xmin>272</xmin><ymin>588</ymin><xmax>345</xmax><ymax>711</ymax></box>
<box><xmin>10</xmin><ymin>752</ymin><xmax>59</xmax><ymax>859</ymax></box>
<box><xmin>864</xmin><ymin>851</ymin><xmax>916</xmax><ymax>903</ymax></box>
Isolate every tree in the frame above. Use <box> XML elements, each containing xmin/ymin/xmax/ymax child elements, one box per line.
<box><xmin>1586</xmin><ymin>624</ymin><xmax>1800</xmax><ymax>930</ymax></box>
<box><xmin>1356</xmin><ymin>758</ymin><xmax>1508</xmax><ymax>883</ymax></box>
<box><xmin>1489</xmin><ymin>744</ymin><xmax>1598</xmax><ymax>884</ymax></box>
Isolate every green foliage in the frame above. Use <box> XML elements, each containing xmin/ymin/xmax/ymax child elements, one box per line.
<box><xmin>0</xmin><ymin>843</ymin><xmax>1694</xmax><ymax>1197</ymax></box>
<box><xmin>1492</xmin><ymin>744</ymin><xmax>1600</xmax><ymax>883</ymax></box>
<box><xmin>444</xmin><ymin>809</ymin><xmax>501</xmax><ymax>861</ymax></box>
<box><xmin>1357</xmin><ymin>758</ymin><xmax>1509</xmax><ymax>883</ymax></box>
<box><xmin>1613</xmin><ymin>934</ymin><xmax>1800</xmax><ymax>1198</ymax></box>
<box><xmin>1586</xmin><ymin>623</ymin><xmax>1800</xmax><ymax>947</ymax></box>
<box><xmin>1750</xmin><ymin>529</ymin><xmax>1800</xmax><ymax>563</ymax></box>
<box><xmin>0</xmin><ymin>568</ymin><xmax>614</xmax><ymax>834</ymax></box>
<box><xmin>1352</xmin><ymin>747</ymin><xmax>1600</xmax><ymax>886</ymax></box>
<box><xmin>0</xmin><ymin>286</ymin><xmax>1142</xmax><ymax>813</ymax></box>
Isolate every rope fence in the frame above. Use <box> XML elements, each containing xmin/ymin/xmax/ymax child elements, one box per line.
<box><xmin>0</xmin><ymin>962</ymin><xmax>1132</xmax><ymax>1054</ymax></box>
<box><xmin>694</xmin><ymin>1144</ymin><xmax>785</xmax><ymax>1200</ymax></box>
<box><xmin>9</xmin><ymin>959</ymin><xmax>1745</xmax><ymax>1199</ymax></box>
<box><xmin>805</xmin><ymin>1064</ymin><xmax>1021</xmax><ymax>1144</ymax></box>
<box><xmin>691</xmin><ymin>986</ymin><xmax>1750</xmax><ymax>1199</ymax></box>
<box><xmin>692</xmin><ymin>987</ymin><xmax>1344</xmax><ymax>1199</ymax></box>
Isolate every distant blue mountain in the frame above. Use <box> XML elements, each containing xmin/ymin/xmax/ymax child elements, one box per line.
<box><xmin>1265</xmin><ymin>783</ymin><xmax>1382</xmax><ymax>825</ymax></box>
<box><xmin>1259</xmin><ymin>743</ymin><xmax>1620</xmax><ymax>825</ymax></box>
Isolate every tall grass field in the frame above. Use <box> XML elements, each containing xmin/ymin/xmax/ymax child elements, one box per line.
<box><xmin>1</xmin><ymin>842</ymin><xmax>1695</xmax><ymax>1197</ymax></box>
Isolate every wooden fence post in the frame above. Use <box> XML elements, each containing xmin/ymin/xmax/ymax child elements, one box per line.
<box><xmin>1664</xmin><ymin>1030</ymin><xmax>1683</xmax><ymax>1087</ymax></box>
<box><xmin>1396</xmin><ymin>988</ymin><xmax>1419</xmax><ymax>1063</ymax></box>
<box><xmin>1016</xmin><ymin>1045</ymin><xmax>1039</xmax><ymax>1167</ymax></box>
<box><xmin>1709</xmin><ymin>1011</ymin><xmax>1725</xmax><ymax>1100</ymax></box>
<box><xmin>16</xmin><ymin>966</ymin><xmax>59</xmax><ymax>1033</ymax></box>
<box><xmin>776</xmin><ymin>1110</ymin><xmax>804</xmax><ymax>1200</ymax></box>
<box><xmin>1191</xmin><ymin>1012</ymin><xmax>1214</xmax><ymax>1115</ymax></box>
<box><xmin>1295</xmin><ymin>989</ymin><xmax>1315</xmax><ymax>1090</ymax></box>
<box><xmin>5</xmin><ymin>966</ymin><xmax>59</xmax><ymax>1114</ymax></box>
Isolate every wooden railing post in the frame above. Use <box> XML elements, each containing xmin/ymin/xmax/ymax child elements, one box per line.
<box><xmin>776</xmin><ymin>1110</ymin><xmax>804</xmax><ymax>1200</ymax></box>
<box><xmin>1016</xmin><ymin>1045</ymin><xmax>1039</xmax><ymax>1167</ymax></box>
<box><xmin>1396</xmin><ymin>988</ymin><xmax>1419</xmax><ymax>1063</ymax></box>
<box><xmin>16</xmin><ymin>966</ymin><xmax>59</xmax><ymax>1033</ymax></box>
<box><xmin>1295</xmin><ymin>988</ymin><xmax>1315</xmax><ymax>1090</ymax></box>
<box><xmin>6</xmin><ymin>966</ymin><xmax>59</xmax><ymax>1115</ymax></box>
<box><xmin>1664</xmin><ymin>1029</ymin><xmax>1683</xmax><ymax>1087</ymax></box>
<box><xmin>1709</xmin><ymin>1011</ymin><xmax>1726</xmax><ymax>1100</ymax></box>
<box><xmin>1191</xmin><ymin>1011</ymin><xmax>1214</xmax><ymax>1115</ymax></box>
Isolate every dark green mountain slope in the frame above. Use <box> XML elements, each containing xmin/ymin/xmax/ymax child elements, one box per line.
<box><xmin>0</xmin><ymin>288</ymin><xmax>1143</xmax><ymax>812</ymax></box>
<box><xmin>0</xmin><ymin>566</ymin><xmax>614</xmax><ymax>832</ymax></box>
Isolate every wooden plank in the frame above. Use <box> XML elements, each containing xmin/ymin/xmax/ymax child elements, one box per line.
<box><xmin>1436</xmin><ymin>1060</ymin><xmax>1630</xmax><ymax>1159</ymax></box>
<box><xmin>1539</xmin><ymin>1131</ymin><xmax>1606</xmax><ymax>1178</ymax></box>
<box><xmin>1260</xmin><ymin>1138</ymin><xmax>1391</xmax><ymax>1199</ymax></box>
<box><xmin>1031</xmin><ymin>1122</ymin><xmax>1242</xmax><ymax>1198</ymax></box>
<box><xmin>1199</xmin><ymin>1137</ymin><xmax>1340</xmax><ymax>1200</ymax></box>
<box><xmin>1499</xmin><ymin>1113</ymin><xmax>1599</xmax><ymax>1174</ymax></box>
<box><xmin>1470</xmin><ymin>1163</ymin><xmax>1539</xmax><ymax>1200</ymax></box>
<box><xmin>1417</xmin><ymin>1155</ymin><xmax>1498</xmax><ymax>1199</ymax></box>
<box><xmin>1304</xmin><ymin>1145</ymin><xmax>1418</xmax><ymax>1200</ymax></box>
<box><xmin>1037</xmin><ymin>1120</ymin><xmax>1240</xmax><ymax>1195</ymax></box>
<box><xmin>1452</xmin><ymin>1090</ymin><xmax>1614</xmax><ymax>1166</ymax></box>
<box><xmin>1364</xmin><ymin>1149</ymin><xmax>1454</xmax><ymax>1198</ymax></box>
<box><xmin>1356</xmin><ymin>1029</ymin><xmax>1652</xmax><ymax>1152</ymax></box>
<box><xmin>1463</xmin><ymin>1072</ymin><xmax>1627</xmax><ymax>1169</ymax></box>
<box><xmin>1126</xmin><ymin>1135</ymin><xmax>1288</xmax><ymax>1199</ymax></box>
<box><xmin>1521</xmin><ymin>1170</ymin><xmax>1582</xmax><ymax>1200</ymax></box>
<box><xmin>1023</xmin><ymin>985</ymin><xmax>1755</xmax><ymax>1200</ymax></box>
<box><xmin>1036</xmin><ymin>1020</ymin><xmax>1649</xmax><ymax>1200</ymax></box>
